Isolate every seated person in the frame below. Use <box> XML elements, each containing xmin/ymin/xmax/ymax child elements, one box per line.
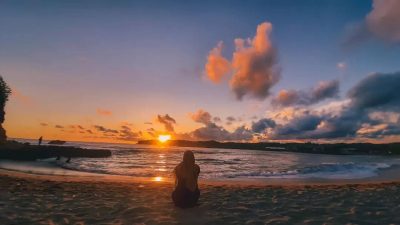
<box><xmin>172</xmin><ymin>150</ymin><xmax>200</xmax><ymax>208</ymax></box>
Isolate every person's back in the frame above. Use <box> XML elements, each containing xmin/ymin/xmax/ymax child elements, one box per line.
<box><xmin>172</xmin><ymin>150</ymin><xmax>200</xmax><ymax>208</ymax></box>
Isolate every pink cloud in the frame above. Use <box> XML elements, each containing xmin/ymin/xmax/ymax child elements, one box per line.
<box><xmin>230</xmin><ymin>22</ymin><xmax>280</xmax><ymax>100</ymax></box>
<box><xmin>366</xmin><ymin>0</ymin><xmax>400</xmax><ymax>43</ymax></box>
<box><xmin>189</xmin><ymin>109</ymin><xmax>212</xmax><ymax>125</ymax></box>
<box><xmin>205</xmin><ymin>41</ymin><xmax>231</xmax><ymax>83</ymax></box>
<box><xmin>204</xmin><ymin>22</ymin><xmax>280</xmax><ymax>100</ymax></box>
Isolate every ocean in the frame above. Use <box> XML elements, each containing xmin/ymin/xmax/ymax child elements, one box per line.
<box><xmin>2</xmin><ymin>139</ymin><xmax>400</xmax><ymax>182</ymax></box>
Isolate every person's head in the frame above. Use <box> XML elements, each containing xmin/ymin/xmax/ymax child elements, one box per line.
<box><xmin>182</xmin><ymin>150</ymin><xmax>195</xmax><ymax>168</ymax></box>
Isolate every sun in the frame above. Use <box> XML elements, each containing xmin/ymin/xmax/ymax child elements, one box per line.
<box><xmin>158</xmin><ymin>134</ymin><xmax>171</xmax><ymax>143</ymax></box>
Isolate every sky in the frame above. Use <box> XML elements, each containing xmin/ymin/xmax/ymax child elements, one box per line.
<box><xmin>1</xmin><ymin>0</ymin><xmax>400</xmax><ymax>143</ymax></box>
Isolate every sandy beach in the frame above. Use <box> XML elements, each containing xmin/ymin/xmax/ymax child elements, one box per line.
<box><xmin>1</xmin><ymin>170</ymin><xmax>400</xmax><ymax>225</ymax></box>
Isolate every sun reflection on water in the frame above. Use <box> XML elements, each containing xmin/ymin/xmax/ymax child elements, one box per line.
<box><xmin>152</xmin><ymin>176</ymin><xmax>163</xmax><ymax>182</ymax></box>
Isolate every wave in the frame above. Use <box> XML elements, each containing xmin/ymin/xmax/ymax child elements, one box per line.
<box><xmin>226</xmin><ymin>162</ymin><xmax>393</xmax><ymax>179</ymax></box>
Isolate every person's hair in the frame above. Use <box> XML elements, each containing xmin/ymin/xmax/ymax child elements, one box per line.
<box><xmin>182</xmin><ymin>150</ymin><xmax>195</xmax><ymax>168</ymax></box>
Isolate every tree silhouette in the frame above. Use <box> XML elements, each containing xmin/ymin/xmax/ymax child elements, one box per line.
<box><xmin>0</xmin><ymin>76</ymin><xmax>11</xmax><ymax>143</ymax></box>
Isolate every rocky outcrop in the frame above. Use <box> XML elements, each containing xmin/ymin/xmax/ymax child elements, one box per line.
<box><xmin>48</xmin><ymin>140</ymin><xmax>66</xmax><ymax>145</ymax></box>
<box><xmin>0</xmin><ymin>142</ymin><xmax>112</xmax><ymax>160</ymax></box>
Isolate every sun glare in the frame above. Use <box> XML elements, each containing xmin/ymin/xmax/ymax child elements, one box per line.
<box><xmin>153</xmin><ymin>176</ymin><xmax>163</xmax><ymax>182</ymax></box>
<box><xmin>158</xmin><ymin>134</ymin><xmax>171</xmax><ymax>143</ymax></box>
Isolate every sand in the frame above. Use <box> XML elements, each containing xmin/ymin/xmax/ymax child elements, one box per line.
<box><xmin>1</xmin><ymin>170</ymin><xmax>400</xmax><ymax>225</ymax></box>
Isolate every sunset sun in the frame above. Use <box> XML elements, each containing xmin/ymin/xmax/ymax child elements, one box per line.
<box><xmin>158</xmin><ymin>134</ymin><xmax>171</xmax><ymax>143</ymax></box>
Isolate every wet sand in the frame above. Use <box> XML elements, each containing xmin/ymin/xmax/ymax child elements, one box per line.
<box><xmin>1</xmin><ymin>170</ymin><xmax>400</xmax><ymax>225</ymax></box>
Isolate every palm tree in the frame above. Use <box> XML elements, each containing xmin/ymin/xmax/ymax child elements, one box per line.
<box><xmin>0</xmin><ymin>76</ymin><xmax>11</xmax><ymax>143</ymax></box>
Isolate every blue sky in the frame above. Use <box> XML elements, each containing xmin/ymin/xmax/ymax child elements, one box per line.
<box><xmin>1</xmin><ymin>0</ymin><xmax>400</xmax><ymax>142</ymax></box>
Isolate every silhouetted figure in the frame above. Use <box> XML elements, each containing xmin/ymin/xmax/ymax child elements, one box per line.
<box><xmin>66</xmin><ymin>157</ymin><xmax>71</xmax><ymax>163</ymax></box>
<box><xmin>56</xmin><ymin>155</ymin><xmax>60</xmax><ymax>160</ymax></box>
<box><xmin>38</xmin><ymin>136</ymin><xmax>43</xmax><ymax>145</ymax></box>
<box><xmin>172</xmin><ymin>150</ymin><xmax>200</xmax><ymax>208</ymax></box>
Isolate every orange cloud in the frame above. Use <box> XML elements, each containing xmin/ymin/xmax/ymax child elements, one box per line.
<box><xmin>204</xmin><ymin>22</ymin><xmax>280</xmax><ymax>100</ymax></box>
<box><xmin>273</xmin><ymin>89</ymin><xmax>299</xmax><ymax>106</ymax></box>
<box><xmin>96</xmin><ymin>108</ymin><xmax>113</xmax><ymax>116</ymax></box>
<box><xmin>205</xmin><ymin>41</ymin><xmax>231</xmax><ymax>83</ymax></box>
<box><xmin>230</xmin><ymin>22</ymin><xmax>280</xmax><ymax>100</ymax></box>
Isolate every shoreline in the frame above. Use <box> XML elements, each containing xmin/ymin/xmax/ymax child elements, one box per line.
<box><xmin>2</xmin><ymin>165</ymin><xmax>400</xmax><ymax>187</ymax></box>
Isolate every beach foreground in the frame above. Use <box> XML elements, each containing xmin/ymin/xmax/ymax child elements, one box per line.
<box><xmin>1</xmin><ymin>172</ymin><xmax>400</xmax><ymax>225</ymax></box>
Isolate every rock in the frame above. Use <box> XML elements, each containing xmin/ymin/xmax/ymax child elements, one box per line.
<box><xmin>48</xmin><ymin>140</ymin><xmax>66</xmax><ymax>145</ymax></box>
<box><xmin>0</xmin><ymin>142</ymin><xmax>111</xmax><ymax>160</ymax></box>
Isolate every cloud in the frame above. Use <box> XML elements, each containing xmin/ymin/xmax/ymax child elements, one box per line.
<box><xmin>225</xmin><ymin>116</ymin><xmax>237</xmax><ymax>126</ymax></box>
<box><xmin>271</xmin><ymin>113</ymin><xmax>326</xmax><ymax>139</ymax></box>
<box><xmin>205</xmin><ymin>22</ymin><xmax>280</xmax><ymax>100</ymax></box>
<box><xmin>366</xmin><ymin>0</ymin><xmax>400</xmax><ymax>43</ymax></box>
<box><xmin>251</xmin><ymin>118</ymin><xmax>276</xmax><ymax>133</ymax></box>
<box><xmin>337</xmin><ymin>62</ymin><xmax>347</xmax><ymax>70</ymax></box>
<box><xmin>156</xmin><ymin>114</ymin><xmax>176</xmax><ymax>132</ymax></box>
<box><xmin>267</xmin><ymin>72</ymin><xmax>400</xmax><ymax>140</ymax></box>
<box><xmin>121</xmin><ymin>125</ymin><xmax>130</xmax><ymax>130</ymax></box>
<box><xmin>213</xmin><ymin>117</ymin><xmax>222</xmax><ymax>123</ymax></box>
<box><xmin>93</xmin><ymin>125</ymin><xmax>119</xmax><ymax>134</ymax></box>
<box><xmin>357</xmin><ymin>123</ymin><xmax>389</xmax><ymax>136</ymax></box>
<box><xmin>190</xmin><ymin>123</ymin><xmax>253</xmax><ymax>141</ymax></box>
<box><xmin>146</xmin><ymin>128</ymin><xmax>156</xmax><ymax>137</ymax></box>
<box><xmin>205</xmin><ymin>41</ymin><xmax>231</xmax><ymax>83</ymax></box>
<box><xmin>230</xmin><ymin>22</ymin><xmax>280</xmax><ymax>100</ymax></box>
<box><xmin>344</xmin><ymin>0</ymin><xmax>400</xmax><ymax>45</ymax></box>
<box><xmin>272</xmin><ymin>80</ymin><xmax>339</xmax><ymax>107</ymax></box>
<box><xmin>118</xmin><ymin>125</ymin><xmax>141</xmax><ymax>141</ymax></box>
<box><xmin>369</xmin><ymin>111</ymin><xmax>400</xmax><ymax>124</ymax></box>
<box><xmin>96</xmin><ymin>108</ymin><xmax>113</xmax><ymax>116</ymax></box>
<box><xmin>190</xmin><ymin>109</ymin><xmax>212</xmax><ymax>125</ymax></box>
<box><xmin>40</xmin><ymin>123</ymin><xmax>48</xmax><ymax>127</ymax></box>
<box><xmin>226</xmin><ymin>116</ymin><xmax>236</xmax><ymax>122</ymax></box>
<box><xmin>187</xmin><ymin>109</ymin><xmax>253</xmax><ymax>141</ymax></box>
<box><xmin>55</xmin><ymin>125</ymin><xmax>64</xmax><ymax>129</ymax></box>
<box><xmin>342</xmin><ymin>22</ymin><xmax>371</xmax><ymax>48</ymax></box>
<box><xmin>348</xmin><ymin>72</ymin><xmax>400</xmax><ymax>111</ymax></box>
<box><xmin>184</xmin><ymin>73</ymin><xmax>399</xmax><ymax>141</ymax></box>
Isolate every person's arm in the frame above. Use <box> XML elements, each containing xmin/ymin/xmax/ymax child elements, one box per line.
<box><xmin>195</xmin><ymin>164</ymin><xmax>200</xmax><ymax>177</ymax></box>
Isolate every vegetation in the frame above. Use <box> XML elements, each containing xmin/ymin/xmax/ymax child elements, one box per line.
<box><xmin>0</xmin><ymin>76</ymin><xmax>11</xmax><ymax>143</ymax></box>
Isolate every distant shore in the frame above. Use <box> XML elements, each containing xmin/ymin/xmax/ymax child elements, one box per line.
<box><xmin>139</xmin><ymin>140</ymin><xmax>400</xmax><ymax>155</ymax></box>
<box><xmin>1</xmin><ymin>169</ymin><xmax>400</xmax><ymax>224</ymax></box>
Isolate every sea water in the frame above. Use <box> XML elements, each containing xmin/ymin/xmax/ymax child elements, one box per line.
<box><xmin>2</xmin><ymin>139</ymin><xmax>400</xmax><ymax>181</ymax></box>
